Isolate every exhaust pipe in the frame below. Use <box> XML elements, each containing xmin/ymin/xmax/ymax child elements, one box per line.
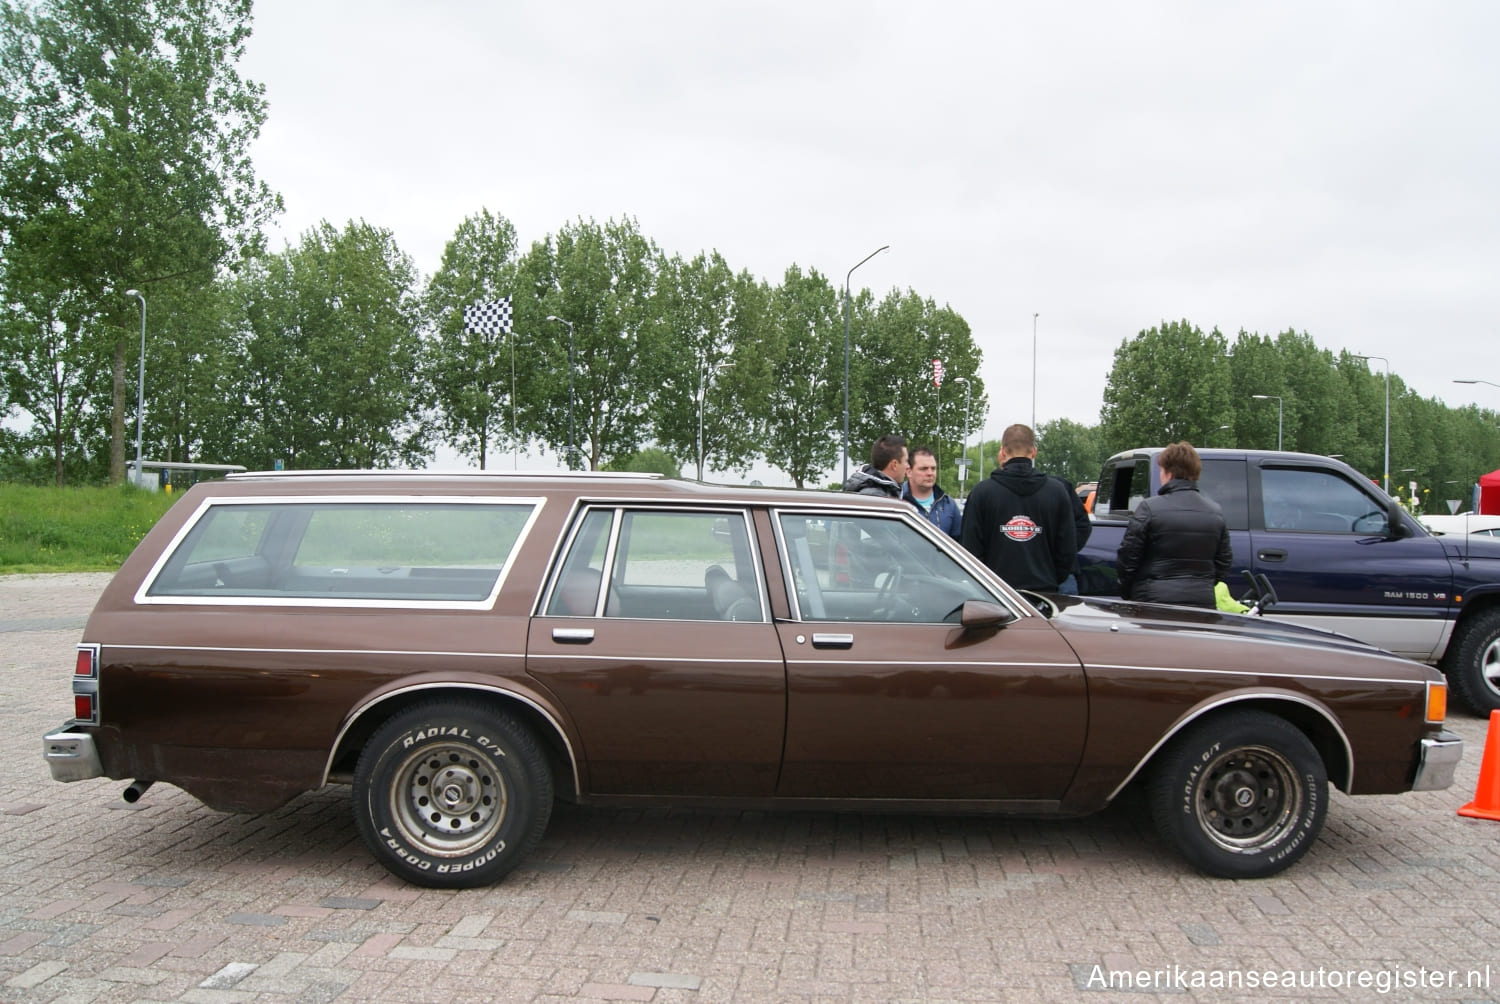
<box><xmin>122</xmin><ymin>780</ymin><xmax>154</xmax><ymax>803</ymax></box>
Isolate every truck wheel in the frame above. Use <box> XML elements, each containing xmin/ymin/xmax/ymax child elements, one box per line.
<box><xmin>1443</xmin><ymin>608</ymin><xmax>1500</xmax><ymax>716</ymax></box>
<box><xmin>352</xmin><ymin>699</ymin><xmax>552</xmax><ymax>889</ymax></box>
<box><xmin>1147</xmin><ymin>710</ymin><xmax>1327</xmax><ymax>879</ymax></box>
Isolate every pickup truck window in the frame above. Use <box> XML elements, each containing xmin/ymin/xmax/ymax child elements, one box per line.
<box><xmin>1199</xmin><ymin>460</ymin><xmax>1249</xmax><ymax>530</ymax></box>
<box><xmin>1261</xmin><ymin>468</ymin><xmax>1386</xmax><ymax>534</ymax></box>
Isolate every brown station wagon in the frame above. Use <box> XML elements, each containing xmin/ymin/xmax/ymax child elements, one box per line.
<box><xmin>43</xmin><ymin>471</ymin><xmax>1462</xmax><ymax>885</ymax></box>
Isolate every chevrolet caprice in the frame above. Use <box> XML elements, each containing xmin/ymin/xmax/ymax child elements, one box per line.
<box><xmin>43</xmin><ymin>471</ymin><xmax>1462</xmax><ymax>885</ymax></box>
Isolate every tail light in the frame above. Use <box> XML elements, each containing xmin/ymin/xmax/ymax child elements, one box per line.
<box><xmin>73</xmin><ymin>644</ymin><xmax>99</xmax><ymax>725</ymax></box>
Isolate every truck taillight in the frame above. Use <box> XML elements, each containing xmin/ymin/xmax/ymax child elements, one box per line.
<box><xmin>73</xmin><ymin>644</ymin><xmax>100</xmax><ymax>725</ymax></box>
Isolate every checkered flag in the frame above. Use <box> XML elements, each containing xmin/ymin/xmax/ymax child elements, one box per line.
<box><xmin>932</xmin><ymin>358</ymin><xmax>945</xmax><ymax>389</ymax></box>
<box><xmin>463</xmin><ymin>298</ymin><xmax>512</xmax><ymax>335</ymax></box>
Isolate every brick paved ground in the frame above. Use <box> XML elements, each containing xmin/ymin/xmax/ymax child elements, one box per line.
<box><xmin>2</xmin><ymin>573</ymin><xmax>1497</xmax><ymax>1002</ymax></box>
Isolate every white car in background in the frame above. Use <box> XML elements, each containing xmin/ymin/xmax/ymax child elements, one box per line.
<box><xmin>1420</xmin><ymin>513</ymin><xmax>1500</xmax><ymax>538</ymax></box>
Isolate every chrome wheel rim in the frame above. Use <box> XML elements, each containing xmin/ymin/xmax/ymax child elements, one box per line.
<box><xmin>389</xmin><ymin>743</ymin><xmax>507</xmax><ymax>857</ymax></box>
<box><xmin>1482</xmin><ymin>635</ymin><xmax>1500</xmax><ymax>694</ymax></box>
<box><xmin>1194</xmin><ymin>744</ymin><xmax>1301</xmax><ymax>853</ymax></box>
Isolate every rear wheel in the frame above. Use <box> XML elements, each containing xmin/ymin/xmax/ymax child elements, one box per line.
<box><xmin>353</xmin><ymin>698</ymin><xmax>552</xmax><ymax>888</ymax></box>
<box><xmin>1148</xmin><ymin>710</ymin><xmax>1327</xmax><ymax>878</ymax></box>
<box><xmin>1443</xmin><ymin>608</ymin><xmax>1500</xmax><ymax>715</ymax></box>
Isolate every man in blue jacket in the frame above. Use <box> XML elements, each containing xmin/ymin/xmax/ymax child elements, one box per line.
<box><xmin>902</xmin><ymin>446</ymin><xmax>961</xmax><ymax>539</ymax></box>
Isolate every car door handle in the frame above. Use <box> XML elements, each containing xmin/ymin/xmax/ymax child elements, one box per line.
<box><xmin>551</xmin><ymin>628</ymin><xmax>595</xmax><ymax>644</ymax></box>
<box><xmin>1258</xmin><ymin>549</ymin><xmax>1287</xmax><ymax>562</ymax></box>
<box><xmin>811</xmin><ymin>633</ymin><xmax>854</xmax><ymax>649</ymax></box>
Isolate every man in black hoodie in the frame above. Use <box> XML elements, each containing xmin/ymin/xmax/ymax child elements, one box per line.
<box><xmin>960</xmin><ymin>424</ymin><xmax>1078</xmax><ymax>591</ymax></box>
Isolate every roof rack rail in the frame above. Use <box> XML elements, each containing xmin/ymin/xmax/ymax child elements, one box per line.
<box><xmin>226</xmin><ymin>469</ymin><xmax>664</xmax><ymax>481</ymax></box>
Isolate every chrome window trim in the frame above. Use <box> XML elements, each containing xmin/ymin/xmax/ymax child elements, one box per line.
<box><xmin>538</xmin><ymin>504</ymin><xmax>768</xmax><ymax>623</ymax></box>
<box><xmin>134</xmin><ymin>495</ymin><xmax>546</xmax><ymax>610</ymax></box>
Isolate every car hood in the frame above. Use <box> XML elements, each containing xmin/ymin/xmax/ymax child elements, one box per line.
<box><xmin>1437</xmin><ymin>530</ymin><xmax>1500</xmax><ymax>561</ymax></box>
<box><xmin>1040</xmin><ymin>592</ymin><xmax>1402</xmax><ymax>661</ymax></box>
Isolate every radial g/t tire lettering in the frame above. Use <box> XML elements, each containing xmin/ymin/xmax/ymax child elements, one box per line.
<box><xmin>353</xmin><ymin>698</ymin><xmax>553</xmax><ymax>889</ymax></box>
<box><xmin>1147</xmin><ymin>710</ymin><xmax>1327</xmax><ymax>879</ymax></box>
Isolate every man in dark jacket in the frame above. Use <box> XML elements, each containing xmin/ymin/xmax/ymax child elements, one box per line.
<box><xmin>960</xmin><ymin>424</ymin><xmax>1078</xmax><ymax>591</ymax></box>
<box><xmin>1052</xmin><ymin>475</ymin><xmax>1093</xmax><ymax>594</ymax></box>
<box><xmin>1115</xmin><ymin>441</ymin><xmax>1232</xmax><ymax>608</ymax></box>
<box><xmin>842</xmin><ymin>434</ymin><xmax>907</xmax><ymax>498</ymax></box>
<box><xmin>902</xmin><ymin>446</ymin><xmax>962</xmax><ymax>539</ymax></box>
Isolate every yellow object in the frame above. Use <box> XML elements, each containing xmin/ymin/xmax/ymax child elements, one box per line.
<box><xmin>1214</xmin><ymin>581</ymin><xmax>1249</xmax><ymax>613</ymax></box>
<box><xmin>1426</xmin><ymin>682</ymin><xmax>1447</xmax><ymax>724</ymax></box>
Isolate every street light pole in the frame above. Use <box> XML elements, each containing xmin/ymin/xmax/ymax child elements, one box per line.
<box><xmin>954</xmin><ymin>376</ymin><xmax>971</xmax><ymax>496</ymax></box>
<box><xmin>123</xmin><ymin>289</ymin><xmax>146</xmax><ymax>485</ymax></box>
<box><xmin>1454</xmin><ymin>379</ymin><xmax>1500</xmax><ymax>389</ymax></box>
<box><xmin>1252</xmin><ymin>394</ymin><xmax>1283</xmax><ymax>450</ymax></box>
<box><xmin>545</xmin><ymin>315</ymin><xmax>575</xmax><ymax>469</ymax></box>
<box><xmin>843</xmin><ymin>245</ymin><xmax>889</xmax><ymax>483</ymax></box>
<box><xmin>697</xmin><ymin>360</ymin><xmax>733</xmax><ymax>482</ymax></box>
<box><xmin>1031</xmin><ymin>312</ymin><xmax>1039</xmax><ymax>429</ymax></box>
<box><xmin>1354</xmin><ymin>354</ymin><xmax>1390</xmax><ymax>494</ymax></box>
<box><xmin>509</xmin><ymin>332</ymin><xmax>526</xmax><ymax>470</ymax></box>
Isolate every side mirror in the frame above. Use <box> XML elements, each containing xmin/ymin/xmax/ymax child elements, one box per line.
<box><xmin>960</xmin><ymin>600</ymin><xmax>1017</xmax><ymax>630</ymax></box>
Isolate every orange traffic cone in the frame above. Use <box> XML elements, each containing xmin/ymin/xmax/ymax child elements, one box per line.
<box><xmin>1458</xmin><ymin>710</ymin><xmax>1500</xmax><ymax>820</ymax></box>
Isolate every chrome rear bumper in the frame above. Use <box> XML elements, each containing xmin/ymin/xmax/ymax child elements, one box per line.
<box><xmin>43</xmin><ymin>726</ymin><xmax>103</xmax><ymax>783</ymax></box>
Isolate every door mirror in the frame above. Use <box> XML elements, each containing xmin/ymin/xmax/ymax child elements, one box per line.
<box><xmin>960</xmin><ymin>600</ymin><xmax>1017</xmax><ymax>630</ymax></box>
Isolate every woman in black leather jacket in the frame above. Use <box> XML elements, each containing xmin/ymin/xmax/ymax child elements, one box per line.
<box><xmin>1115</xmin><ymin>442</ymin><xmax>1232</xmax><ymax>608</ymax></box>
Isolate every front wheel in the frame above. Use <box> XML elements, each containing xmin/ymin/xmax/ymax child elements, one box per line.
<box><xmin>1147</xmin><ymin>711</ymin><xmax>1327</xmax><ymax>879</ymax></box>
<box><xmin>353</xmin><ymin>698</ymin><xmax>553</xmax><ymax>888</ymax></box>
<box><xmin>1443</xmin><ymin>609</ymin><xmax>1500</xmax><ymax>715</ymax></box>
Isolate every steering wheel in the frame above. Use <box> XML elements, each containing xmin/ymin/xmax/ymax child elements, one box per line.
<box><xmin>873</xmin><ymin>564</ymin><xmax>904</xmax><ymax>619</ymax></box>
<box><xmin>1352</xmin><ymin>510</ymin><xmax>1386</xmax><ymax>533</ymax></box>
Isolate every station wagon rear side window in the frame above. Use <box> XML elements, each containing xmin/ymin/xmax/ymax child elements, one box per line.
<box><xmin>140</xmin><ymin>497</ymin><xmax>541</xmax><ymax>607</ymax></box>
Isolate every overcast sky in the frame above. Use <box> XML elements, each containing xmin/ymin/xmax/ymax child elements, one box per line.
<box><xmin>240</xmin><ymin>1</ymin><xmax>1500</xmax><ymax>477</ymax></box>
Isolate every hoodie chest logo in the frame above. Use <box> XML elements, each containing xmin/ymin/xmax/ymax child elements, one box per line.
<box><xmin>1001</xmin><ymin>515</ymin><xmax>1041</xmax><ymax>541</ymax></box>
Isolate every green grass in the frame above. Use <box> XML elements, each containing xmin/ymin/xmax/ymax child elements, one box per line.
<box><xmin>0</xmin><ymin>483</ymin><xmax>182</xmax><ymax>574</ymax></box>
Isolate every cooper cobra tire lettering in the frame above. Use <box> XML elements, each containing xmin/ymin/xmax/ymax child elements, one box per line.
<box><xmin>1148</xmin><ymin>710</ymin><xmax>1328</xmax><ymax>879</ymax></box>
<box><xmin>354</xmin><ymin>698</ymin><xmax>552</xmax><ymax>889</ymax></box>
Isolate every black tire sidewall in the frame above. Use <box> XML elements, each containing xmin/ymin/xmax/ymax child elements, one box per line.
<box><xmin>353</xmin><ymin>701</ymin><xmax>551</xmax><ymax>888</ymax></box>
<box><xmin>1149</xmin><ymin>712</ymin><xmax>1328</xmax><ymax>879</ymax></box>
<box><xmin>1445</xmin><ymin>609</ymin><xmax>1500</xmax><ymax>716</ymax></box>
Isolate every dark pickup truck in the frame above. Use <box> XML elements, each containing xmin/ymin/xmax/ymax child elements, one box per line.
<box><xmin>1078</xmin><ymin>448</ymin><xmax>1500</xmax><ymax>714</ymax></box>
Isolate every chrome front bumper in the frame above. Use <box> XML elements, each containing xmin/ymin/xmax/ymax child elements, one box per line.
<box><xmin>43</xmin><ymin>726</ymin><xmax>103</xmax><ymax>783</ymax></box>
<box><xmin>1412</xmin><ymin>730</ymin><xmax>1464</xmax><ymax>791</ymax></box>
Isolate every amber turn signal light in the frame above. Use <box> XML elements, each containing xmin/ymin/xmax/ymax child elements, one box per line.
<box><xmin>1426</xmin><ymin>682</ymin><xmax>1447</xmax><ymax>724</ymax></box>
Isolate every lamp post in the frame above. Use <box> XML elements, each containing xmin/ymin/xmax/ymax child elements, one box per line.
<box><xmin>1031</xmin><ymin>312</ymin><xmax>1039</xmax><ymax>429</ymax></box>
<box><xmin>842</xmin><ymin>245</ymin><xmax>889</xmax><ymax>483</ymax></box>
<box><xmin>1216</xmin><ymin>424</ymin><xmax>1231</xmax><ymax>446</ymax></box>
<box><xmin>545</xmin><ymin>315</ymin><xmax>575</xmax><ymax>469</ymax></box>
<box><xmin>1354</xmin><ymin>354</ymin><xmax>1390</xmax><ymax>494</ymax></box>
<box><xmin>123</xmin><ymin>289</ymin><xmax>146</xmax><ymax>485</ymax></box>
<box><xmin>509</xmin><ymin>331</ymin><xmax>527</xmax><ymax>469</ymax></box>
<box><xmin>1252</xmin><ymin>394</ymin><xmax>1283</xmax><ymax>450</ymax></box>
<box><xmin>954</xmin><ymin>376</ymin><xmax>971</xmax><ymax>496</ymax></box>
<box><xmin>696</xmin><ymin>360</ymin><xmax>734</xmax><ymax>482</ymax></box>
<box><xmin>1454</xmin><ymin>379</ymin><xmax>1500</xmax><ymax>389</ymax></box>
